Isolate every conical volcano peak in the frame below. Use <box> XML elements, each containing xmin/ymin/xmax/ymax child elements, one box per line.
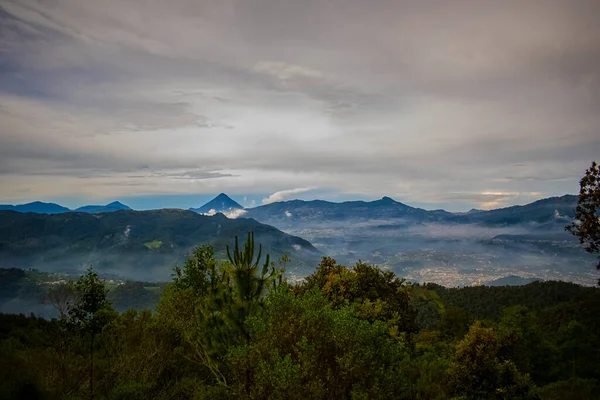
<box><xmin>191</xmin><ymin>193</ymin><xmax>244</xmax><ymax>214</ymax></box>
<box><xmin>106</xmin><ymin>201</ymin><xmax>130</xmax><ymax>209</ymax></box>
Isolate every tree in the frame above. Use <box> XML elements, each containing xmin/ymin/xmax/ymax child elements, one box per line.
<box><xmin>227</xmin><ymin>288</ymin><xmax>411</xmax><ymax>399</ymax></box>
<box><xmin>566</xmin><ymin>161</ymin><xmax>600</xmax><ymax>282</ymax></box>
<box><xmin>447</xmin><ymin>322</ymin><xmax>539</xmax><ymax>399</ymax></box>
<box><xmin>297</xmin><ymin>258</ymin><xmax>418</xmax><ymax>338</ymax></box>
<box><xmin>171</xmin><ymin>233</ymin><xmax>279</xmax><ymax>388</ymax></box>
<box><xmin>69</xmin><ymin>267</ymin><xmax>114</xmax><ymax>399</ymax></box>
<box><xmin>173</xmin><ymin>244</ymin><xmax>217</xmax><ymax>295</ymax></box>
<box><xmin>225</xmin><ymin>231</ymin><xmax>276</xmax><ymax>342</ymax></box>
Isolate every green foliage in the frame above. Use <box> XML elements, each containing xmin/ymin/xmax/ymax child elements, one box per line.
<box><xmin>439</xmin><ymin>306</ymin><xmax>473</xmax><ymax>340</ymax></box>
<box><xmin>225</xmin><ymin>231</ymin><xmax>276</xmax><ymax>337</ymax></box>
<box><xmin>538</xmin><ymin>378</ymin><xmax>600</xmax><ymax>400</ymax></box>
<box><xmin>69</xmin><ymin>266</ymin><xmax>114</xmax><ymax>334</ymax></box>
<box><xmin>108</xmin><ymin>281</ymin><xmax>164</xmax><ymax>313</ymax></box>
<box><xmin>447</xmin><ymin>322</ymin><xmax>539</xmax><ymax>399</ymax></box>
<box><xmin>0</xmin><ymin>236</ymin><xmax>599</xmax><ymax>399</ymax></box>
<box><xmin>144</xmin><ymin>240</ymin><xmax>163</xmax><ymax>250</ymax></box>
<box><xmin>566</xmin><ymin>160</ymin><xmax>600</xmax><ymax>279</ymax></box>
<box><xmin>227</xmin><ymin>288</ymin><xmax>411</xmax><ymax>399</ymax></box>
<box><xmin>172</xmin><ymin>244</ymin><xmax>217</xmax><ymax>294</ymax></box>
<box><xmin>297</xmin><ymin>257</ymin><xmax>418</xmax><ymax>338</ymax></box>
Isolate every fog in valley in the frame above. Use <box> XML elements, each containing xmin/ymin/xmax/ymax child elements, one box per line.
<box><xmin>273</xmin><ymin>219</ymin><xmax>597</xmax><ymax>287</ymax></box>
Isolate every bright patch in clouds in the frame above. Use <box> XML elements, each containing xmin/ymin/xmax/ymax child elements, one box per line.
<box><xmin>262</xmin><ymin>188</ymin><xmax>315</xmax><ymax>205</ymax></box>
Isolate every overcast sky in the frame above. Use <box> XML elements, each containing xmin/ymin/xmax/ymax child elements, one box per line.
<box><xmin>1</xmin><ymin>0</ymin><xmax>599</xmax><ymax>211</ymax></box>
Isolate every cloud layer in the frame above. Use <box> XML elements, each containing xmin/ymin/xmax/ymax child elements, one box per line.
<box><xmin>0</xmin><ymin>0</ymin><xmax>599</xmax><ymax>210</ymax></box>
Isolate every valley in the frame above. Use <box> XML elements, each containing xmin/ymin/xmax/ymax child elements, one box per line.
<box><xmin>242</xmin><ymin>194</ymin><xmax>597</xmax><ymax>286</ymax></box>
<box><xmin>0</xmin><ymin>193</ymin><xmax>596</xmax><ymax>286</ymax></box>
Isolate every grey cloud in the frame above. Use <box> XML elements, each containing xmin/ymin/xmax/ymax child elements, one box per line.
<box><xmin>0</xmin><ymin>0</ymin><xmax>599</xmax><ymax>208</ymax></box>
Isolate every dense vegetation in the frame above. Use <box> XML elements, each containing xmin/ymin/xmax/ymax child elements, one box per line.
<box><xmin>1</xmin><ymin>234</ymin><xmax>599</xmax><ymax>399</ymax></box>
<box><xmin>567</xmin><ymin>160</ymin><xmax>600</xmax><ymax>280</ymax></box>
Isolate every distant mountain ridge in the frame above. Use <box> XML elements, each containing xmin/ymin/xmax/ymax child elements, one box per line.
<box><xmin>243</xmin><ymin>194</ymin><xmax>578</xmax><ymax>227</ymax></box>
<box><xmin>0</xmin><ymin>194</ymin><xmax>579</xmax><ymax>226</ymax></box>
<box><xmin>190</xmin><ymin>193</ymin><xmax>244</xmax><ymax>214</ymax></box>
<box><xmin>457</xmin><ymin>195</ymin><xmax>577</xmax><ymax>226</ymax></box>
<box><xmin>0</xmin><ymin>201</ymin><xmax>131</xmax><ymax>214</ymax></box>
<box><xmin>239</xmin><ymin>193</ymin><xmax>592</xmax><ymax>286</ymax></box>
<box><xmin>0</xmin><ymin>193</ymin><xmax>589</xmax><ymax>285</ymax></box>
<box><xmin>75</xmin><ymin>201</ymin><xmax>131</xmax><ymax>214</ymax></box>
<box><xmin>0</xmin><ymin>201</ymin><xmax>71</xmax><ymax>214</ymax></box>
<box><xmin>243</xmin><ymin>196</ymin><xmax>455</xmax><ymax>225</ymax></box>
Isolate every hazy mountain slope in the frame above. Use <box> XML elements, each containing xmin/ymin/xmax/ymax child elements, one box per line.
<box><xmin>241</xmin><ymin>194</ymin><xmax>595</xmax><ymax>286</ymax></box>
<box><xmin>457</xmin><ymin>195</ymin><xmax>577</xmax><ymax>226</ymax></box>
<box><xmin>0</xmin><ymin>200</ymin><xmax>133</xmax><ymax>214</ymax></box>
<box><xmin>244</xmin><ymin>196</ymin><xmax>457</xmax><ymax>225</ymax></box>
<box><xmin>0</xmin><ymin>210</ymin><xmax>321</xmax><ymax>280</ymax></box>
<box><xmin>75</xmin><ymin>201</ymin><xmax>131</xmax><ymax>214</ymax></box>
<box><xmin>0</xmin><ymin>201</ymin><xmax>70</xmax><ymax>214</ymax></box>
<box><xmin>244</xmin><ymin>195</ymin><xmax>578</xmax><ymax>227</ymax></box>
<box><xmin>190</xmin><ymin>193</ymin><xmax>244</xmax><ymax>214</ymax></box>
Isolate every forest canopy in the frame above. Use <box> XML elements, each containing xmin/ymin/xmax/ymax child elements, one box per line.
<box><xmin>0</xmin><ymin>233</ymin><xmax>599</xmax><ymax>399</ymax></box>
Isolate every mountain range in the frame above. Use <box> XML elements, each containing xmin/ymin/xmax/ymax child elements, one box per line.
<box><xmin>240</xmin><ymin>194</ymin><xmax>596</xmax><ymax>286</ymax></box>
<box><xmin>242</xmin><ymin>194</ymin><xmax>577</xmax><ymax>228</ymax></box>
<box><xmin>0</xmin><ymin>201</ymin><xmax>131</xmax><ymax>214</ymax></box>
<box><xmin>1</xmin><ymin>193</ymin><xmax>595</xmax><ymax>285</ymax></box>
<box><xmin>0</xmin><ymin>201</ymin><xmax>71</xmax><ymax>214</ymax></box>
<box><xmin>0</xmin><ymin>193</ymin><xmax>578</xmax><ymax>229</ymax></box>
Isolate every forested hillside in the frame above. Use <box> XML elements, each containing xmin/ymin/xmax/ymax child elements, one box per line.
<box><xmin>0</xmin><ymin>234</ymin><xmax>598</xmax><ymax>399</ymax></box>
<box><xmin>0</xmin><ymin>210</ymin><xmax>320</xmax><ymax>280</ymax></box>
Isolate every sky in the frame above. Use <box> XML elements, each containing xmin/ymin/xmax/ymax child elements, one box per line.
<box><xmin>0</xmin><ymin>0</ymin><xmax>599</xmax><ymax>211</ymax></box>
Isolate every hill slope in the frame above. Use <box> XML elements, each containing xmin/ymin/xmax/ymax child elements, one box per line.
<box><xmin>0</xmin><ymin>210</ymin><xmax>321</xmax><ymax>280</ymax></box>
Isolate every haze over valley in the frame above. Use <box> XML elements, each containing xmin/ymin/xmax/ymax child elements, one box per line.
<box><xmin>0</xmin><ymin>193</ymin><xmax>596</xmax><ymax>287</ymax></box>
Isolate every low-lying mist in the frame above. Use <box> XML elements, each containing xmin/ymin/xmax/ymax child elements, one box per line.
<box><xmin>273</xmin><ymin>219</ymin><xmax>597</xmax><ymax>286</ymax></box>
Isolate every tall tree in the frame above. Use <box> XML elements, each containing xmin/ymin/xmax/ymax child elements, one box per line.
<box><xmin>69</xmin><ymin>267</ymin><xmax>114</xmax><ymax>399</ymax></box>
<box><xmin>225</xmin><ymin>231</ymin><xmax>275</xmax><ymax>342</ymax></box>
<box><xmin>174</xmin><ymin>233</ymin><xmax>278</xmax><ymax>388</ymax></box>
<box><xmin>566</xmin><ymin>161</ymin><xmax>600</xmax><ymax>283</ymax></box>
